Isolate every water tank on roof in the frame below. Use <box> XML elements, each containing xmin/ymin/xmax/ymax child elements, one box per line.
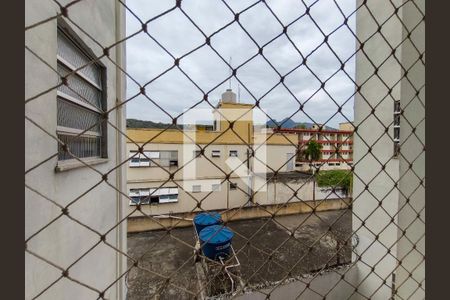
<box><xmin>193</xmin><ymin>212</ymin><xmax>222</xmax><ymax>234</ymax></box>
<box><xmin>221</xmin><ymin>89</ymin><xmax>237</xmax><ymax>103</ymax></box>
<box><xmin>199</xmin><ymin>225</ymin><xmax>234</xmax><ymax>260</ymax></box>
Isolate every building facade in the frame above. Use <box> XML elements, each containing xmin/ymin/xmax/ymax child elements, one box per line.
<box><xmin>274</xmin><ymin>122</ymin><xmax>354</xmax><ymax>171</ymax></box>
<box><xmin>25</xmin><ymin>1</ymin><xmax>127</xmax><ymax>299</ymax></box>
<box><xmin>125</xmin><ymin>89</ymin><xmax>332</xmax><ymax>225</ymax></box>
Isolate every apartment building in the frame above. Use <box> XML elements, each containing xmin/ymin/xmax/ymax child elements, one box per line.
<box><xmin>125</xmin><ymin>89</ymin><xmax>322</xmax><ymax>221</ymax></box>
<box><xmin>275</xmin><ymin>122</ymin><xmax>354</xmax><ymax>171</ymax></box>
<box><xmin>25</xmin><ymin>2</ymin><xmax>127</xmax><ymax>299</ymax></box>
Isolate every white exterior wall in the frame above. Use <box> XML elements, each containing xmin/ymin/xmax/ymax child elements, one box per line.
<box><xmin>351</xmin><ymin>0</ymin><xmax>403</xmax><ymax>297</ymax></box>
<box><xmin>126</xmin><ymin>142</ymin><xmax>303</xmax><ymax>216</ymax></box>
<box><xmin>25</xmin><ymin>1</ymin><xmax>126</xmax><ymax>299</ymax></box>
<box><xmin>352</xmin><ymin>0</ymin><xmax>424</xmax><ymax>299</ymax></box>
<box><xmin>395</xmin><ymin>1</ymin><xmax>425</xmax><ymax>298</ymax></box>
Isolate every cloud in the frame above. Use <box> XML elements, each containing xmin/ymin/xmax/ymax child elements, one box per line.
<box><xmin>125</xmin><ymin>0</ymin><xmax>356</xmax><ymax>128</ymax></box>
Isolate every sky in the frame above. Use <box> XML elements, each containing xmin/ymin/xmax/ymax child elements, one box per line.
<box><xmin>125</xmin><ymin>0</ymin><xmax>356</xmax><ymax>128</ymax></box>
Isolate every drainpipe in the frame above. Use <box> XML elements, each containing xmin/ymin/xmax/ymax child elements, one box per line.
<box><xmin>274</xmin><ymin>177</ymin><xmax>277</xmax><ymax>204</ymax></box>
<box><xmin>311</xmin><ymin>160</ymin><xmax>315</xmax><ymax>201</ymax></box>
<box><xmin>114</xmin><ymin>2</ymin><xmax>127</xmax><ymax>300</ymax></box>
<box><xmin>115</xmin><ymin>2</ymin><xmax>126</xmax><ymax>299</ymax></box>
<box><xmin>227</xmin><ymin>180</ymin><xmax>229</xmax><ymax>209</ymax></box>
<box><xmin>247</xmin><ymin>148</ymin><xmax>253</xmax><ymax>205</ymax></box>
<box><xmin>313</xmin><ymin>179</ymin><xmax>316</xmax><ymax>201</ymax></box>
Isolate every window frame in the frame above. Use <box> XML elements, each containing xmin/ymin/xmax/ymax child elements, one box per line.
<box><xmin>128</xmin><ymin>150</ymin><xmax>178</xmax><ymax>168</ymax></box>
<box><xmin>192</xmin><ymin>185</ymin><xmax>202</xmax><ymax>193</ymax></box>
<box><xmin>211</xmin><ymin>150</ymin><xmax>221</xmax><ymax>157</ymax></box>
<box><xmin>229</xmin><ymin>150</ymin><xmax>238</xmax><ymax>157</ymax></box>
<box><xmin>56</xmin><ymin>24</ymin><xmax>107</xmax><ymax>164</ymax></box>
<box><xmin>211</xmin><ymin>183</ymin><xmax>221</xmax><ymax>192</ymax></box>
<box><xmin>229</xmin><ymin>182</ymin><xmax>238</xmax><ymax>190</ymax></box>
<box><xmin>128</xmin><ymin>187</ymin><xmax>179</xmax><ymax>205</ymax></box>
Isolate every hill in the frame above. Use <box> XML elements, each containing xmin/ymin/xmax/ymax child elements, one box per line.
<box><xmin>126</xmin><ymin>118</ymin><xmax>181</xmax><ymax>129</ymax></box>
<box><xmin>266</xmin><ymin>118</ymin><xmax>337</xmax><ymax>130</ymax></box>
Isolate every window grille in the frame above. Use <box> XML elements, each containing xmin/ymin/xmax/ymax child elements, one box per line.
<box><xmin>56</xmin><ymin>27</ymin><xmax>105</xmax><ymax>161</ymax></box>
<box><xmin>394</xmin><ymin>100</ymin><xmax>401</xmax><ymax>156</ymax></box>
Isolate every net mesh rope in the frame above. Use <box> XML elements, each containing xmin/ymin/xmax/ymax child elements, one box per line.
<box><xmin>25</xmin><ymin>0</ymin><xmax>425</xmax><ymax>299</ymax></box>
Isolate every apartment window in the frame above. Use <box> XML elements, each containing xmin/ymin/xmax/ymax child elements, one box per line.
<box><xmin>129</xmin><ymin>188</ymin><xmax>178</xmax><ymax>205</ymax></box>
<box><xmin>129</xmin><ymin>151</ymin><xmax>149</xmax><ymax>167</ymax></box>
<box><xmin>159</xmin><ymin>151</ymin><xmax>178</xmax><ymax>167</ymax></box>
<box><xmin>194</xmin><ymin>150</ymin><xmax>201</xmax><ymax>158</ymax></box>
<box><xmin>192</xmin><ymin>185</ymin><xmax>201</xmax><ymax>193</ymax></box>
<box><xmin>56</xmin><ymin>27</ymin><xmax>106</xmax><ymax>161</ymax></box>
<box><xmin>393</xmin><ymin>100</ymin><xmax>401</xmax><ymax>156</ymax></box>
<box><xmin>229</xmin><ymin>150</ymin><xmax>238</xmax><ymax>157</ymax></box>
<box><xmin>211</xmin><ymin>150</ymin><xmax>221</xmax><ymax>157</ymax></box>
<box><xmin>129</xmin><ymin>150</ymin><xmax>178</xmax><ymax>167</ymax></box>
<box><xmin>229</xmin><ymin>182</ymin><xmax>238</xmax><ymax>190</ymax></box>
<box><xmin>212</xmin><ymin>184</ymin><xmax>221</xmax><ymax>192</ymax></box>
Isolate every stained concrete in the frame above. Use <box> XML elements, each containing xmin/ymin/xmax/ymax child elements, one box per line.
<box><xmin>126</xmin><ymin>210</ymin><xmax>352</xmax><ymax>299</ymax></box>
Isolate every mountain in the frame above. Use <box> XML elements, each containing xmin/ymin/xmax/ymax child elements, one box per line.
<box><xmin>126</xmin><ymin>119</ymin><xmax>181</xmax><ymax>129</ymax></box>
<box><xmin>266</xmin><ymin>118</ymin><xmax>337</xmax><ymax>130</ymax></box>
<box><xmin>127</xmin><ymin>117</ymin><xmax>337</xmax><ymax>131</ymax></box>
<box><xmin>266</xmin><ymin>118</ymin><xmax>297</xmax><ymax>129</ymax></box>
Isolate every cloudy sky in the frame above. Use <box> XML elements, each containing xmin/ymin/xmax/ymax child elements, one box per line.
<box><xmin>125</xmin><ymin>0</ymin><xmax>356</xmax><ymax>128</ymax></box>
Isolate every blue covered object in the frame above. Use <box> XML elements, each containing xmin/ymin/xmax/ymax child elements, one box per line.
<box><xmin>199</xmin><ymin>225</ymin><xmax>234</xmax><ymax>260</ymax></box>
<box><xmin>193</xmin><ymin>212</ymin><xmax>222</xmax><ymax>234</ymax></box>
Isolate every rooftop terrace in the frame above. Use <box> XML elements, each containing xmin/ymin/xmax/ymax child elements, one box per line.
<box><xmin>126</xmin><ymin>210</ymin><xmax>352</xmax><ymax>299</ymax></box>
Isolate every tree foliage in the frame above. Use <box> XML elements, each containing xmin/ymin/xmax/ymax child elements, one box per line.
<box><xmin>315</xmin><ymin>170</ymin><xmax>353</xmax><ymax>194</ymax></box>
<box><xmin>303</xmin><ymin>140</ymin><xmax>322</xmax><ymax>161</ymax></box>
<box><xmin>295</xmin><ymin>123</ymin><xmax>307</xmax><ymax>129</ymax></box>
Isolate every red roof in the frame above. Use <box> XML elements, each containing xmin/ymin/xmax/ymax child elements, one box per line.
<box><xmin>274</xmin><ymin>128</ymin><xmax>354</xmax><ymax>135</ymax></box>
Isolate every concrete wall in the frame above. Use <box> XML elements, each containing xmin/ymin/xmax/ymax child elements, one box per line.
<box><xmin>25</xmin><ymin>1</ymin><xmax>126</xmax><ymax>299</ymax></box>
<box><xmin>127</xmin><ymin>172</ymin><xmax>352</xmax><ymax>232</ymax></box>
<box><xmin>350</xmin><ymin>0</ymin><xmax>405</xmax><ymax>298</ymax></box>
<box><xmin>395</xmin><ymin>1</ymin><xmax>425</xmax><ymax>299</ymax></box>
<box><xmin>127</xmin><ymin>198</ymin><xmax>351</xmax><ymax>232</ymax></box>
<box><xmin>351</xmin><ymin>0</ymin><xmax>424</xmax><ymax>299</ymax></box>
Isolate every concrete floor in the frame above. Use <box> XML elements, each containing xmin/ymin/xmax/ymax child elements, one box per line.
<box><xmin>126</xmin><ymin>209</ymin><xmax>352</xmax><ymax>299</ymax></box>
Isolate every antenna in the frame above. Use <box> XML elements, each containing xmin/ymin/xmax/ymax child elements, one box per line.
<box><xmin>228</xmin><ymin>56</ymin><xmax>232</xmax><ymax>90</ymax></box>
<box><xmin>238</xmin><ymin>84</ymin><xmax>241</xmax><ymax>103</ymax></box>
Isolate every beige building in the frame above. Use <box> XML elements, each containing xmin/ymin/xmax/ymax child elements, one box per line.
<box><xmin>125</xmin><ymin>89</ymin><xmax>323</xmax><ymax>221</ymax></box>
<box><xmin>274</xmin><ymin>122</ymin><xmax>354</xmax><ymax>171</ymax></box>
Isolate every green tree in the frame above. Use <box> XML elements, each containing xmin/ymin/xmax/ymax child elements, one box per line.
<box><xmin>295</xmin><ymin>123</ymin><xmax>307</xmax><ymax>129</ymax></box>
<box><xmin>303</xmin><ymin>140</ymin><xmax>322</xmax><ymax>173</ymax></box>
<box><xmin>315</xmin><ymin>170</ymin><xmax>353</xmax><ymax>196</ymax></box>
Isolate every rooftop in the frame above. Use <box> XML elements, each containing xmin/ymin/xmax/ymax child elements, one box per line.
<box><xmin>126</xmin><ymin>210</ymin><xmax>352</xmax><ymax>299</ymax></box>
